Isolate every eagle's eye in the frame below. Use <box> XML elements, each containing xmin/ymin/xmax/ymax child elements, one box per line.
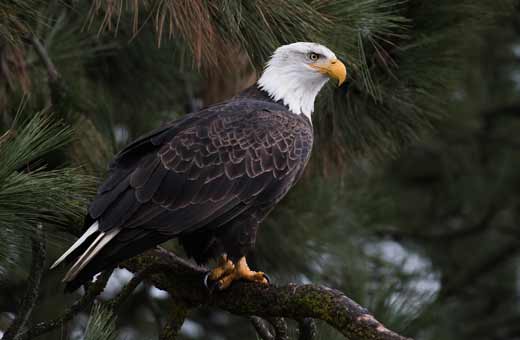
<box><xmin>309</xmin><ymin>52</ymin><xmax>319</xmax><ymax>61</ymax></box>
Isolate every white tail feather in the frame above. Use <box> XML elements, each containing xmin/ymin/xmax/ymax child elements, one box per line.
<box><xmin>50</xmin><ymin>222</ymin><xmax>99</xmax><ymax>270</ymax></box>
<box><xmin>62</xmin><ymin>232</ymin><xmax>105</xmax><ymax>282</ymax></box>
<box><xmin>62</xmin><ymin>227</ymin><xmax>120</xmax><ymax>282</ymax></box>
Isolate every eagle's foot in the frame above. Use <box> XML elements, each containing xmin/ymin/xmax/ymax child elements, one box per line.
<box><xmin>204</xmin><ymin>256</ymin><xmax>269</xmax><ymax>291</ymax></box>
<box><xmin>208</xmin><ymin>255</ymin><xmax>235</xmax><ymax>281</ymax></box>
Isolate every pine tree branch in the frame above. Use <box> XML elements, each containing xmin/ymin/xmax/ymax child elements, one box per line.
<box><xmin>158</xmin><ymin>300</ymin><xmax>189</xmax><ymax>340</ymax></box>
<box><xmin>0</xmin><ymin>129</ymin><xmax>16</xmax><ymax>148</ymax></box>
<box><xmin>28</xmin><ymin>36</ymin><xmax>58</xmax><ymax>83</ymax></box>
<box><xmin>250</xmin><ymin>316</ymin><xmax>275</xmax><ymax>340</ymax></box>
<box><xmin>3</xmin><ymin>224</ymin><xmax>46</xmax><ymax>340</ymax></box>
<box><xmin>267</xmin><ymin>318</ymin><xmax>289</xmax><ymax>340</ymax></box>
<box><xmin>376</xmin><ymin>199</ymin><xmax>502</xmax><ymax>242</ymax></box>
<box><xmin>103</xmin><ymin>265</ymin><xmax>159</xmax><ymax>311</ymax></box>
<box><xmin>27</xmin><ymin>34</ymin><xmax>68</xmax><ymax>112</ymax></box>
<box><xmin>122</xmin><ymin>247</ymin><xmax>413</xmax><ymax>340</ymax></box>
<box><xmin>18</xmin><ymin>269</ymin><xmax>112</xmax><ymax>340</ymax></box>
<box><xmin>83</xmin><ymin>304</ymin><xmax>117</xmax><ymax>340</ymax></box>
<box><xmin>440</xmin><ymin>238</ymin><xmax>520</xmax><ymax>299</ymax></box>
<box><xmin>483</xmin><ymin>103</ymin><xmax>520</xmax><ymax>120</ymax></box>
<box><xmin>298</xmin><ymin>318</ymin><xmax>317</xmax><ymax>340</ymax></box>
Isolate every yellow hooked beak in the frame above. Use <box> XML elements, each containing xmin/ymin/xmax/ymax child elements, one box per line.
<box><xmin>310</xmin><ymin>58</ymin><xmax>347</xmax><ymax>86</ymax></box>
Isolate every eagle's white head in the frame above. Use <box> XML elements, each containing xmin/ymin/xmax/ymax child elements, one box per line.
<box><xmin>257</xmin><ymin>42</ymin><xmax>347</xmax><ymax>120</ymax></box>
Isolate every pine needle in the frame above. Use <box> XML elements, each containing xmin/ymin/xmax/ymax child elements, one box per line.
<box><xmin>84</xmin><ymin>304</ymin><xmax>117</xmax><ymax>340</ymax></box>
<box><xmin>0</xmin><ymin>111</ymin><xmax>96</xmax><ymax>272</ymax></box>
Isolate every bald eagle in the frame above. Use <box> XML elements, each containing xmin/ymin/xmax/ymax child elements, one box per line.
<box><xmin>52</xmin><ymin>42</ymin><xmax>347</xmax><ymax>291</ymax></box>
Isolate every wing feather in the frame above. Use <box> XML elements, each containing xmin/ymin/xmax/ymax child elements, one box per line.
<box><xmin>135</xmin><ymin>164</ymin><xmax>167</xmax><ymax>202</ymax></box>
<box><xmin>89</xmin><ymin>177</ymin><xmax>129</xmax><ymax>219</ymax></box>
<box><xmin>86</xmin><ymin>105</ymin><xmax>313</xmax><ymax>238</ymax></box>
<box><xmin>153</xmin><ymin>171</ymin><xmax>184</xmax><ymax>204</ymax></box>
<box><xmin>100</xmin><ymin>189</ymin><xmax>141</xmax><ymax>229</ymax></box>
<box><xmin>130</xmin><ymin>156</ymin><xmax>160</xmax><ymax>188</ymax></box>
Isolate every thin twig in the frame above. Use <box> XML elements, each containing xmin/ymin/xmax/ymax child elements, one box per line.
<box><xmin>147</xmin><ymin>287</ymin><xmax>166</xmax><ymax>336</ymax></box>
<box><xmin>3</xmin><ymin>224</ymin><xmax>46</xmax><ymax>340</ymax></box>
<box><xmin>104</xmin><ymin>264</ymin><xmax>160</xmax><ymax>311</ymax></box>
<box><xmin>298</xmin><ymin>318</ymin><xmax>317</xmax><ymax>340</ymax></box>
<box><xmin>28</xmin><ymin>36</ymin><xmax>58</xmax><ymax>82</ymax></box>
<box><xmin>0</xmin><ymin>129</ymin><xmax>16</xmax><ymax>148</ymax></box>
<box><xmin>18</xmin><ymin>269</ymin><xmax>112</xmax><ymax>340</ymax></box>
<box><xmin>267</xmin><ymin>318</ymin><xmax>289</xmax><ymax>340</ymax></box>
<box><xmin>440</xmin><ymin>239</ymin><xmax>520</xmax><ymax>298</ymax></box>
<box><xmin>28</xmin><ymin>34</ymin><xmax>67</xmax><ymax>111</ymax></box>
<box><xmin>375</xmin><ymin>200</ymin><xmax>502</xmax><ymax>242</ymax></box>
<box><xmin>250</xmin><ymin>316</ymin><xmax>274</xmax><ymax>340</ymax></box>
<box><xmin>158</xmin><ymin>299</ymin><xmax>190</xmax><ymax>340</ymax></box>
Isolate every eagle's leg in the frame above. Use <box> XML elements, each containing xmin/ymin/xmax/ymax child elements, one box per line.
<box><xmin>215</xmin><ymin>256</ymin><xmax>269</xmax><ymax>290</ymax></box>
<box><xmin>208</xmin><ymin>255</ymin><xmax>235</xmax><ymax>281</ymax></box>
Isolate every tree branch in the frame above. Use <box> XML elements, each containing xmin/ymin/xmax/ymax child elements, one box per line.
<box><xmin>376</xmin><ymin>200</ymin><xmax>502</xmax><ymax>242</ymax></box>
<box><xmin>18</xmin><ymin>269</ymin><xmax>112</xmax><ymax>340</ymax></box>
<box><xmin>27</xmin><ymin>34</ymin><xmax>68</xmax><ymax>114</ymax></box>
<box><xmin>122</xmin><ymin>247</ymin><xmax>413</xmax><ymax>340</ymax></box>
<box><xmin>482</xmin><ymin>103</ymin><xmax>520</xmax><ymax>120</ymax></box>
<box><xmin>298</xmin><ymin>318</ymin><xmax>317</xmax><ymax>340</ymax></box>
<box><xmin>250</xmin><ymin>316</ymin><xmax>275</xmax><ymax>340</ymax></box>
<box><xmin>158</xmin><ymin>300</ymin><xmax>189</xmax><ymax>340</ymax></box>
<box><xmin>0</xmin><ymin>129</ymin><xmax>16</xmax><ymax>148</ymax></box>
<box><xmin>268</xmin><ymin>318</ymin><xmax>289</xmax><ymax>340</ymax></box>
<box><xmin>103</xmin><ymin>265</ymin><xmax>158</xmax><ymax>311</ymax></box>
<box><xmin>29</xmin><ymin>36</ymin><xmax>58</xmax><ymax>83</ymax></box>
<box><xmin>440</xmin><ymin>239</ymin><xmax>520</xmax><ymax>298</ymax></box>
<box><xmin>3</xmin><ymin>224</ymin><xmax>46</xmax><ymax>340</ymax></box>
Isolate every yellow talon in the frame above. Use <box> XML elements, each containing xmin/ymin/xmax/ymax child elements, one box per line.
<box><xmin>208</xmin><ymin>255</ymin><xmax>235</xmax><ymax>281</ymax></box>
<box><xmin>215</xmin><ymin>257</ymin><xmax>269</xmax><ymax>290</ymax></box>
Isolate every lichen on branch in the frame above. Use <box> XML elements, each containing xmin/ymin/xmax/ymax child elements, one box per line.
<box><xmin>122</xmin><ymin>248</ymin><xmax>412</xmax><ymax>340</ymax></box>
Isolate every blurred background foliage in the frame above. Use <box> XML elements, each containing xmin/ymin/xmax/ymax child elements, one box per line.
<box><xmin>0</xmin><ymin>0</ymin><xmax>519</xmax><ymax>339</ymax></box>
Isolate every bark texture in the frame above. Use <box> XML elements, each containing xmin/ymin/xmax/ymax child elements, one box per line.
<box><xmin>122</xmin><ymin>247</ymin><xmax>413</xmax><ymax>340</ymax></box>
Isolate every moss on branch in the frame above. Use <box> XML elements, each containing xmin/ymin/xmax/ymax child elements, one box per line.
<box><xmin>123</xmin><ymin>248</ymin><xmax>412</xmax><ymax>340</ymax></box>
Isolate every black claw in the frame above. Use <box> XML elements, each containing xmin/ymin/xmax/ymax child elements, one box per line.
<box><xmin>203</xmin><ymin>271</ymin><xmax>220</xmax><ymax>293</ymax></box>
<box><xmin>203</xmin><ymin>271</ymin><xmax>211</xmax><ymax>289</ymax></box>
<box><xmin>262</xmin><ymin>273</ymin><xmax>272</xmax><ymax>285</ymax></box>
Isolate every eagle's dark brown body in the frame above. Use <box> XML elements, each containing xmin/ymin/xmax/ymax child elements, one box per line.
<box><xmin>64</xmin><ymin>86</ymin><xmax>313</xmax><ymax>291</ymax></box>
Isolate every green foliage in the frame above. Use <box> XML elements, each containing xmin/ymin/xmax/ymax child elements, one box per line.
<box><xmin>84</xmin><ymin>304</ymin><xmax>117</xmax><ymax>340</ymax></box>
<box><xmin>86</xmin><ymin>0</ymin><xmax>513</xmax><ymax>165</ymax></box>
<box><xmin>314</xmin><ymin>0</ymin><xmax>514</xmax><ymax>164</ymax></box>
<box><xmin>0</xmin><ymin>0</ymin><xmax>44</xmax><ymax>46</ymax></box>
<box><xmin>0</xmin><ymin>110</ymin><xmax>95</xmax><ymax>273</ymax></box>
<box><xmin>0</xmin><ymin>110</ymin><xmax>70</xmax><ymax>178</ymax></box>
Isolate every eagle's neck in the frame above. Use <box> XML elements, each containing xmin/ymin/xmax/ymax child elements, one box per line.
<box><xmin>257</xmin><ymin>65</ymin><xmax>328</xmax><ymax>120</ymax></box>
